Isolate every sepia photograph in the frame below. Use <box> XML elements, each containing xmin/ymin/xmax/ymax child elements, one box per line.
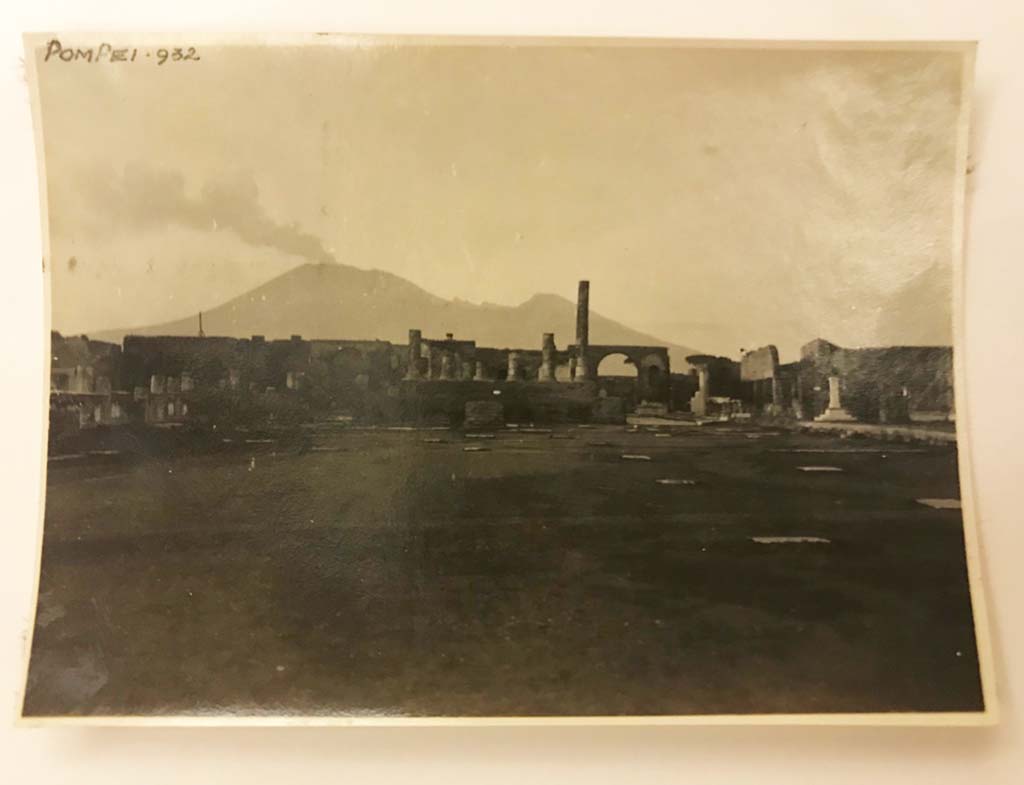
<box><xmin>20</xmin><ymin>34</ymin><xmax>992</xmax><ymax>722</ymax></box>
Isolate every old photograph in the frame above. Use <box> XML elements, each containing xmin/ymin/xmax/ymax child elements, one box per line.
<box><xmin>21</xmin><ymin>35</ymin><xmax>990</xmax><ymax>721</ymax></box>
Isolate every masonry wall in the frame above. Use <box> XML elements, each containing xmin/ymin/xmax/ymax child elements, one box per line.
<box><xmin>798</xmin><ymin>340</ymin><xmax>954</xmax><ymax>422</ymax></box>
<box><xmin>50</xmin><ymin>332</ymin><xmax>122</xmax><ymax>392</ymax></box>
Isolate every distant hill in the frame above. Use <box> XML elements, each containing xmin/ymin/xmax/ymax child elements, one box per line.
<box><xmin>94</xmin><ymin>263</ymin><xmax>700</xmax><ymax>370</ymax></box>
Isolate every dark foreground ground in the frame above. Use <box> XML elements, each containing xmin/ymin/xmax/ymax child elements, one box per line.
<box><xmin>24</xmin><ymin>422</ymin><xmax>984</xmax><ymax>717</ymax></box>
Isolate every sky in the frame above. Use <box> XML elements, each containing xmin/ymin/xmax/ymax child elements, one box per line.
<box><xmin>33</xmin><ymin>39</ymin><xmax>968</xmax><ymax>360</ymax></box>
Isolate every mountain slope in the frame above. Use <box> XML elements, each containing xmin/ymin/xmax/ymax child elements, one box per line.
<box><xmin>94</xmin><ymin>263</ymin><xmax>700</xmax><ymax>369</ymax></box>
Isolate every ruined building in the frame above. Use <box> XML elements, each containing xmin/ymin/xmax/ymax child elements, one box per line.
<box><xmin>49</xmin><ymin>280</ymin><xmax>956</xmax><ymax>437</ymax></box>
<box><xmin>688</xmin><ymin>339</ymin><xmax>955</xmax><ymax>423</ymax></box>
<box><xmin>49</xmin><ymin>282</ymin><xmax>673</xmax><ymax>433</ymax></box>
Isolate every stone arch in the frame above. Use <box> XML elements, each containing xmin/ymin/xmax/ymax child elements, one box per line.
<box><xmin>584</xmin><ymin>345</ymin><xmax>671</xmax><ymax>404</ymax></box>
<box><xmin>596</xmin><ymin>351</ymin><xmax>638</xmax><ymax>378</ymax></box>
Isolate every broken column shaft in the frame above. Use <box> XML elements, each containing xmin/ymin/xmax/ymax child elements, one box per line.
<box><xmin>539</xmin><ymin>333</ymin><xmax>556</xmax><ymax>381</ymax></box>
<box><xmin>405</xmin><ymin>329</ymin><xmax>423</xmax><ymax>380</ymax></box>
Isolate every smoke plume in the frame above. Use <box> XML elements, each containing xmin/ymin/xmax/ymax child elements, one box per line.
<box><xmin>92</xmin><ymin>163</ymin><xmax>335</xmax><ymax>264</ymax></box>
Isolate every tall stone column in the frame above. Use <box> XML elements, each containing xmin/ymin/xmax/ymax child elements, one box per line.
<box><xmin>574</xmin><ymin>280</ymin><xmax>592</xmax><ymax>381</ymax></box>
<box><xmin>575</xmin><ymin>281</ymin><xmax>590</xmax><ymax>347</ymax></box>
<box><xmin>539</xmin><ymin>333</ymin><xmax>556</xmax><ymax>381</ymax></box>
<box><xmin>507</xmin><ymin>351</ymin><xmax>521</xmax><ymax>381</ymax></box>
<box><xmin>405</xmin><ymin>329</ymin><xmax>423</xmax><ymax>380</ymax></box>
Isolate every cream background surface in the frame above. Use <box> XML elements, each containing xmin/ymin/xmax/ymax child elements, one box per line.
<box><xmin>1</xmin><ymin>1</ymin><xmax>1022</xmax><ymax>783</ymax></box>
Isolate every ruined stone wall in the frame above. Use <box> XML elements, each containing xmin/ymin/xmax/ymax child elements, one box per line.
<box><xmin>122</xmin><ymin>335</ymin><xmax>250</xmax><ymax>390</ymax></box>
<box><xmin>51</xmin><ymin>332</ymin><xmax>122</xmax><ymax>392</ymax></box>
<box><xmin>797</xmin><ymin>339</ymin><xmax>954</xmax><ymax>422</ymax></box>
<box><xmin>740</xmin><ymin>345</ymin><xmax>780</xmax><ymax>382</ymax></box>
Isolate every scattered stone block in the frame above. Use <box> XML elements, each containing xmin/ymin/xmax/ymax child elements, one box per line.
<box><xmin>655</xmin><ymin>478</ymin><xmax>697</xmax><ymax>486</ymax></box>
<box><xmin>621</xmin><ymin>454</ymin><xmax>652</xmax><ymax>461</ymax></box>
<box><xmin>752</xmin><ymin>536</ymin><xmax>831</xmax><ymax>544</ymax></box>
<box><xmin>916</xmin><ymin>498</ymin><xmax>961</xmax><ymax>510</ymax></box>
<box><xmin>797</xmin><ymin>466</ymin><xmax>843</xmax><ymax>472</ymax></box>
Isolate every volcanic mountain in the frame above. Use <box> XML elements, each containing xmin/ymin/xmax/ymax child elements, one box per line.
<box><xmin>95</xmin><ymin>263</ymin><xmax>699</xmax><ymax>369</ymax></box>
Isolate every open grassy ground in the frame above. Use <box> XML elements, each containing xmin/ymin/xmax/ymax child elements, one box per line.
<box><xmin>23</xmin><ymin>423</ymin><xmax>984</xmax><ymax>717</ymax></box>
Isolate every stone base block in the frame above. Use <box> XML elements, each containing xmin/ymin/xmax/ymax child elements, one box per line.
<box><xmin>815</xmin><ymin>407</ymin><xmax>857</xmax><ymax>423</ymax></box>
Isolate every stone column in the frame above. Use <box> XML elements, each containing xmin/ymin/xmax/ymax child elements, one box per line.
<box><xmin>539</xmin><ymin>333</ymin><xmax>556</xmax><ymax>381</ymax></box>
<box><xmin>507</xmin><ymin>351</ymin><xmax>521</xmax><ymax>381</ymax></box>
<box><xmin>575</xmin><ymin>281</ymin><xmax>590</xmax><ymax>347</ymax></box>
<box><xmin>574</xmin><ymin>281</ymin><xmax>591</xmax><ymax>380</ymax></box>
<box><xmin>440</xmin><ymin>352</ymin><xmax>455</xmax><ymax>380</ymax></box>
<box><xmin>474</xmin><ymin>361</ymin><xmax>487</xmax><ymax>381</ymax></box>
<box><xmin>405</xmin><ymin>329</ymin><xmax>423</xmax><ymax>380</ymax></box>
<box><xmin>575</xmin><ymin>350</ymin><xmax>592</xmax><ymax>381</ymax></box>
<box><xmin>828</xmin><ymin>375</ymin><xmax>841</xmax><ymax>408</ymax></box>
<box><xmin>150</xmin><ymin>374</ymin><xmax>165</xmax><ymax>394</ymax></box>
<box><xmin>690</xmin><ymin>365</ymin><xmax>709</xmax><ymax>417</ymax></box>
<box><xmin>423</xmin><ymin>344</ymin><xmax>435</xmax><ymax>379</ymax></box>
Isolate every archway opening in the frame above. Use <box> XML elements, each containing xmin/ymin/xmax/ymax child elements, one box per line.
<box><xmin>596</xmin><ymin>353</ymin><xmax>636</xmax><ymax>378</ymax></box>
<box><xmin>647</xmin><ymin>364</ymin><xmax>663</xmax><ymax>389</ymax></box>
<box><xmin>596</xmin><ymin>353</ymin><xmax>639</xmax><ymax>410</ymax></box>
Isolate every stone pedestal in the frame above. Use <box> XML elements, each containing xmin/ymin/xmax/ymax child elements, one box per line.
<box><xmin>815</xmin><ymin>375</ymin><xmax>856</xmax><ymax>422</ymax></box>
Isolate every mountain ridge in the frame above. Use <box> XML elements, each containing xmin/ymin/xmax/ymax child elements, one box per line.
<box><xmin>93</xmin><ymin>263</ymin><xmax>701</xmax><ymax>369</ymax></box>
